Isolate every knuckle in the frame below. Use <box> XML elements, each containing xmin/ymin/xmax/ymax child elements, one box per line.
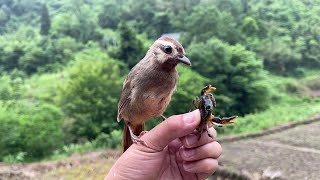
<box><xmin>206</xmin><ymin>159</ymin><xmax>218</xmax><ymax>173</ymax></box>
<box><xmin>209</xmin><ymin>128</ymin><xmax>217</xmax><ymax>139</ymax></box>
<box><xmin>204</xmin><ymin>161</ymin><xmax>214</xmax><ymax>173</ymax></box>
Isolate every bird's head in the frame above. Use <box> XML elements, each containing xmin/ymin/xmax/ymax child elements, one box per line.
<box><xmin>150</xmin><ymin>36</ymin><xmax>191</xmax><ymax>69</ymax></box>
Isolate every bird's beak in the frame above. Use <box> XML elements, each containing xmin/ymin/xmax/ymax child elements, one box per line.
<box><xmin>176</xmin><ymin>56</ymin><xmax>192</xmax><ymax>66</ymax></box>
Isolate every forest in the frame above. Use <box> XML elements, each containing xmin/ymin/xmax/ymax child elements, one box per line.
<box><xmin>0</xmin><ymin>0</ymin><xmax>320</xmax><ymax>162</ymax></box>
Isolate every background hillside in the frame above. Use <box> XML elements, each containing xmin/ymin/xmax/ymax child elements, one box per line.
<box><xmin>0</xmin><ymin>0</ymin><xmax>320</xmax><ymax>163</ymax></box>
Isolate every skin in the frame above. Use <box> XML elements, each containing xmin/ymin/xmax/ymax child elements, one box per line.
<box><xmin>106</xmin><ymin>110</ymin><xmax>222</xmax><ymax>180</ymax></box>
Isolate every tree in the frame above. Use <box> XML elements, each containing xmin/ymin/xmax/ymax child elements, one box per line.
<box><xmin>40</xmin><ymin>4</ymin><xmax>51</xmax><ymax>35</ymax></box>
<box><xmin>187</xmin><ymin>38</ymin><xmax>270</xmax><ymax>115</ymax></box>
<box><xmin>122</xmin><ymin>0</ymin><xmax>157</xmax><ymax>38</ymax></box>
<box><xmin>112</xmin><ymin>23</ymin><xmax>145</xmax><ymax>69</ymax></box>
<box><xmin>259</xmin><ymin>36</ymin><xmax>302</xmax><ymax>75</ymax></box>
<box><xmin>98</xmin><ymin>3</ymin><xmax>121</xmax><ymax>29</ymax></box>
<box><xmin>182</xmin><ymin>5</ymin><xmax>241</xmax><ymax>45</ymax></box>
<box><xmin>0</xmin><ymin>7</ymin><xmax>10</xmax><ymax>30</ymax></box>
<box><xmin>51</xmin><ymin>2</ymin><xmax>102</xmax><ymax>43</ymax></box>
<box><xmin>153</xmin><ymin>12</ymin><xmax>172</xmax><ymax>37</ymax></box>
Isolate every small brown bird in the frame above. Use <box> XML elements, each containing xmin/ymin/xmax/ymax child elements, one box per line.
<box><xmin>117</xmin><ymin>36</ymin><xmax>191</xmax><ymax>152</ymax></box>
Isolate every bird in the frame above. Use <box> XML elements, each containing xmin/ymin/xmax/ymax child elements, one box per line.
<box><xmin>117</xmin><ymin>36</ymin><xmax>191</xmax><ymax>152</ymax></box>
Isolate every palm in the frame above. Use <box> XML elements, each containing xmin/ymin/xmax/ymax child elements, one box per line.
<box><xmin>157</xmin><ymin>139</ymin><xmax>206</xmax><ymax>180</ymax></box>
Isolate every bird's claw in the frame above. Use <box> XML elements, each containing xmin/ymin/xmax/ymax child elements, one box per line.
<box><xmin>138</xmin><ymin>130</ymin><xmax>148</xmax><ymax>138</ymax></box>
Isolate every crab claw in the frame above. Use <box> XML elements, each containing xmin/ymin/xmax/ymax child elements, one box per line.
<box><xmin>223</xmin><ymin>116</ymin><xmax>238</xmax><ymax>124</ymax></box>
<box><xmin>205</xmin><ymin>85</ymin><xmax>217</xmax><ymax>93</ymax></box>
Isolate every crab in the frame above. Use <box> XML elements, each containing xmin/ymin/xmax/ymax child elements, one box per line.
<box><xmin>192</xmin><ymin>85</ymin><xmax>237</xmax><ymax>139</ymax></box>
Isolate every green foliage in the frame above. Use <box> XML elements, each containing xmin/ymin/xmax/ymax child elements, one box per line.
<box><xmin>0</xmin><ymin>32</ymin><xmax>82</xmax><ymax>74</ymax></box>
<box><xmin>59</xmin><ymin>51</ymin><xmax>126</xmax><ymax>142</ymax></box>
<box><xmin>0</xmin><ymin>102</ymin><xmax>64</xmax><ymax>160</ymax></box>
<box><xmin>40</xmin><ymin>4</ymin><xmax>51</xmax><ymax>35</ymax></box>
<box><xmin>187</xmin><ymin>38</ymin><xmax>270</xmax><ymax>115</ymax></box>
<box><xmin>98</xmin><ymin>3</ymin><xmax>121</xmax><ymax>29</ymax></box>
<box><xmin>111</xmin><ymin>23</ymin><xmax>145</xmax><ymax>68</ymax></box>
<box><xmin>0</xmin><ymin>74</ymin><xmax>24</xmax><ymax>102</ymax></box>
<box><xmin>182</xmin><ymin>5</ymin><xmax>241</xmax><ymax>45</ymax></box>
<box><xmin>93</xmin><ymin>130</ymin><xmax>122</xmax><ymax>149</ymax></box>
<box><xmin>2</xmin><ymin>152</ymin><xmax>27</xmax><ymax>164</ymax></box>
<box><xmin>0</xmin><ymin>8</ymin><xmax>10</xmax><ymax>31</ymax></box>
<box><xmin>47</xmin><ymin>130</ymin><xmax>122</xmax><ymax>161</ymax></box>
<box><xmin>260</xmin><ymin>37</ymin><xmax>302</xmax><ymax>75</ymax></box>
<box><xmin>241</xmin><ymin>16</ymin><xmax>260</xmax><ymax>36</ymax></box>
<box><xmin>251</xmin><ymin>0</ymin><xmax>320</xmax><ymax>72</ymax></box>
<box><xmin>51</xmin><ymin>2</ymin><xmax>103</xmax><ymax>43</ymax></box>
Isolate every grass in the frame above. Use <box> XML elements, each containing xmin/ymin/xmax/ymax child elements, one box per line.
<box><xmin>40</xmin><ymin>157</ymin><xmax>115</xmax><ymax>180</ymax></box>
<box><xmin>43</xmin><ymin>142</ymin><xmax>98</xmax><ymax>162</ymax></box>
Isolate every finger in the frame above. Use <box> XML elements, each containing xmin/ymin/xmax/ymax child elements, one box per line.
<box><xmin>176</xmin><ymin>151</ymin><xmax>198</xmax><ymax>180</ymax></box>
<box><xmin>181</xmin><ymin>127</ymin><xmax>217</xmax><ymax>148</ymax></box>
<box><xmin>141</xmin><ymin>109</ymin><xmax>201</xmax><ymax>151</ymax></box>
<box><xmin>183</xmin><ymin>158</ymin><xmax>218</xmax><ymax>174</ymax></box>
<box><xmin>180</xmin><ymin>141</ymin><xmax>222</xmax><ymax>161</ymax></box>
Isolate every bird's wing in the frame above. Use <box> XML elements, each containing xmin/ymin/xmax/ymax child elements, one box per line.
<box><xmin>117</xmin><ymin>70</ymin><xmax>137</xmax><ymax>122</ymax></box>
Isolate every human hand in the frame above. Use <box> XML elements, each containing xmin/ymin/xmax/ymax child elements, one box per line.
<box><xmin>106</xmin><ymin>110</ymin><xmax>222</xmax><ymax>180</ymax></box>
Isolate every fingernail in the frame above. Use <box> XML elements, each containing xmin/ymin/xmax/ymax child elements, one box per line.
<box><xmin>183</xmin><ymin>162</ymin><xmax>194</xmax><ymax>171</ymax></box>
<box><xmin>186</xmin><ymin>134</ymin><xmax>198</xmax><ymax>146</ymax></box>
<box><xmin>183</xmin><ymin>110</ymin><xmax>198</xmax><ymax>124</ymax></box>
<box><xmin>183</xmin><ymin>149</ymin><xmax>195</xmax><ymax>157</ymax></box>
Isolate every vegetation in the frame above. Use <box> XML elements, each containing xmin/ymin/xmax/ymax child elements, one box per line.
<box><xmin>0</xmin><ymin>0</ymin><xmax>320</xmax><ymax>162</ymax></box>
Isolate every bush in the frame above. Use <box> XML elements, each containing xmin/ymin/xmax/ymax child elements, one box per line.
<box><xmin>259</xmin><ymin>37</ymin><xmax>302</xmax><ymax>75</ymax></box>
<box><xmin>93</xmin><ymin>130</ymin><xmax>122</xmax><ymax>149</ymax></box>
<box><xmin>110</xmin><ymin>23</ymin><xmax>145</xmax><ymax>69</ymax></box>
<box><xmin>0</xmin><ymin>102</ymin><xmax>64</xmax><ymax>161</ymax></box>
<box><xmin>0</xmin><ymin>75</ymin><xmax>24</xmax><ymax>102</ymax></box>
<box><xmin>59</xmin><ymin>51</ymin><xmax>126</xmax><ymax>142</ymax></box>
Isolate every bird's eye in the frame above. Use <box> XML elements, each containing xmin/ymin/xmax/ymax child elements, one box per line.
<box><xmin>163</xmin><ymin>46</ymin><xmax>172</xmax><ymax>54</ymax></box>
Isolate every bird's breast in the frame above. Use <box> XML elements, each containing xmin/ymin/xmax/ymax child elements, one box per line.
<box><xmin>128</xmin><ymin>70</ymin><xmax>177</xmax><ymax>122</ymax></box>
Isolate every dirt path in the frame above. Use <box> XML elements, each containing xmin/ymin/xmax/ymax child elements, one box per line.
<box><xmin>218</xmin><ymin>117</ymin><xmax>320</xmax><ymax>179</ymax></box>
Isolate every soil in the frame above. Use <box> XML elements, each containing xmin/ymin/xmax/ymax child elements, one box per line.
<box><xmin>218</xmin><ymin>119</ymin><xmax>320</xmax><ymax>179</ymax></box>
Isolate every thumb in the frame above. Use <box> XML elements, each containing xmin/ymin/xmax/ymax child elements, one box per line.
<box><xmin>141</xmin><ymin>109</ymin><xmax>201</xmax><ymax>151</ymax></box>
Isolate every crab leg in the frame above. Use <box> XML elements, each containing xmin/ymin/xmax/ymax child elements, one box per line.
<box><xmin>160</xmin><ymin>114</ymin><xmax>167</xmax><ymax>121</ymax></box>
<box><xmin>212</xmin><ymin>122</ymin><xmax>224</xmax><ymax>127</ymax></box>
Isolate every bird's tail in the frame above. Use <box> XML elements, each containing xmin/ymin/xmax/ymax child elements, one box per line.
<box><xmin>122</xmin><ymin>122</ymin><xmax>144</xmax><ymax>152</ymax></box>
